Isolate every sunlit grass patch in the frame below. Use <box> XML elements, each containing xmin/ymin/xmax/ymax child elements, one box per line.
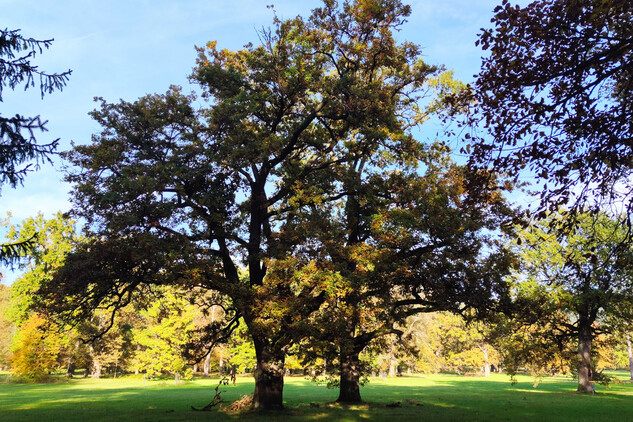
<box><xmin>1</xmin><ymin>371</ymin><xmax>633</xmax><ymax>421</ymax></box>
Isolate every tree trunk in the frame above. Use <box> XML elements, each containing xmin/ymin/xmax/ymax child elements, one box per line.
<box><xmin>204</xmin><ymin>351</ymin><xmax>211</xmax><ymax>377</ymax></box>
<box><xmin>482</xmin><ymin>344</ymin><xmax>491</xmax><ymax>377</ymax></box>
<box><xmin>92</xmin><ymin>361</ymin><xmax>102</xmax><ymax>379</ymax></box>
<box><xmin>89</xmin><ymin>345</ymin><xmax>102</xmax><ymax>379</ymax></box>
<box><xmin>67</xmin><ymin>340</ymin><xmax>79</xmax><ymax>378</ymax></box>
<box><xmin>338</xmin><ymin>349</ymin><xmax>362</xmax><ymax>403</ymax></box>
<box><xmin>389</xmin><ymin>358</ymin><xmax>397</xmax><ymax>378</ymax></box>
<box><xmin>67</xmin><ymin>360</ymin><xmax>76</xmax><ymax>378</ymax></box>
<box><xmin>577</xmin><ymin>315</ymin><xmax>593</xmax><ymax>393</ymax></box>
<box><xmin>626</xmin><ymin>332</ymin><xmax>633</xmax><ymax>381</ymax></box>
<box><xmin>252</xmin><ymin>340</ymin><xmax>285</xmax><ymax>410</ymax></box>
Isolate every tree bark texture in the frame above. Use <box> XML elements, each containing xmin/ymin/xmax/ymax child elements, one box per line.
<box><xmin>252</xmin><ymin>340</ymin><xmax>285</xmax><ymax>410</ymax></box>
<box><xmin>577</xmin><ymin>316</ymin><xmax>593</xmax><ymax>393</ymax></box>
<box><xmin>338</xmin><ymin>349</ymin><xmax>362</xmax><ymax>403</ymax></box>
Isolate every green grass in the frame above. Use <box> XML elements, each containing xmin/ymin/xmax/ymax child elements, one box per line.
<box><xmin>1</xmin><ymin>371</ymin><xmax>633</xmax><ymax>421</ymax></box>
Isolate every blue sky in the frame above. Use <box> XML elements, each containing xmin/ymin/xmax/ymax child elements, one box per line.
<box><xmin>0</xmin><ymin>0</ymin><xmax>523</xmax><ymax>283</ymax></box>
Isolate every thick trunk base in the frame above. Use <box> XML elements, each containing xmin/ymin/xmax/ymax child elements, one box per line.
<box><xmin>338</xmin><ymin>380</ymin><xmax>362</xmax><ymax>403</ymax></box>
<box><xmin>253</xmin><ymin>366</ymin><xmax>284</xmax><ymax>410</ymax></box>
<box><xmin>338</xmin><ymin>350</ymin><xmax>362</xmax><ymax>403</ymax></box>
<box><xmin>249</xmin><ymin>323</ymin><xmax>286</xmax><ymax>410</ymax></box>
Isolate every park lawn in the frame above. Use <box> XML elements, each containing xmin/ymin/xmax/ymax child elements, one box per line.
<box><xmin>1</xmin><ymin>371</ymin><xmax>632</xmax><ymax>421</ymax></box>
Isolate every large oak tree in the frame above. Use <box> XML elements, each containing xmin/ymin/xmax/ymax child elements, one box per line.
<box><xmin>298</xmin><ymin>145</ymin><xmax>515</xmax><ymax>402</ymax></box>
<box><xmin>42</xmin><ymin>0</ymin><xmax>440</xmax><ymax>410</ymax></box>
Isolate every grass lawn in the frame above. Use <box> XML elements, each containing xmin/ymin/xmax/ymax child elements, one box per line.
<box><xmin>1</xmin><ymin>371</ymin><xmax>632</xmax><ymax>421</ymax></box>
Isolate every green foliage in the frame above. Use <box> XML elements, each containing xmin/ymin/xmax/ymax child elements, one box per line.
<box><xmin>494</xmin><ymin>312</ymin><xmax>576</xmax><ymax>382</ymax></box>
<box><xmin>225</xmin><ymin>321</ymin><xmax>256</xmax><ymax>374</ymax></box>
<box><xmin>3</xmin><ymin>214</ymin><xmax>86</xmax><ymax>378</ymax></box>
<box><xmin>0</xmin><ymin>284</ymin><xmax>14</xmax><ymax>369</ymax></box>
<box><xmin>0</xmin><ymin>29</ymin><xmax>71</xmax><ymax>263</ymax></box>
<box><xmin>513</xmin><ymin>212</ymin><xmax>633</xmax><ymax>325</ymax></box>
<box><xmin>6</xmin><ymin>213</ymin><xmax>78</xmax><ymax>324</ymax></box>
<box><xmin>79</xmin><ymin>308</ymin><xmax>136</xmax><ymax>377</ymax></box>
<box><xmin>503</xmin><ymin>213</ymin><xmax>633</xmax><ymax>391</ymax></box>
<box><xmin>132</xmin><ymin>288</ymin><xmax>197</xmax><ymax>378</ymax></box>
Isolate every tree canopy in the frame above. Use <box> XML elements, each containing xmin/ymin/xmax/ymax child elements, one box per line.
<box><xmin>506</xmin><ymin>213</ymin><xmax>633</xmax><ymax>392</ymax></box>
<box><xmin>298</xmin><ymin>140</ymin><xmax>515</xmax><ymax>402</ymax></box>
<box><xmin>28</xmin><ymin>0</ymin><xmax>520</xmax><ymax>410</ymax></box>
<box><xmin>41</xmin><ymin>0</ymin><xmax>457</xmax><ymax>410</ymax></box>
<box><xmin>465</xmin><ymin>0</ymin><xmax>633</xmax><ymax>221</ymax></box>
